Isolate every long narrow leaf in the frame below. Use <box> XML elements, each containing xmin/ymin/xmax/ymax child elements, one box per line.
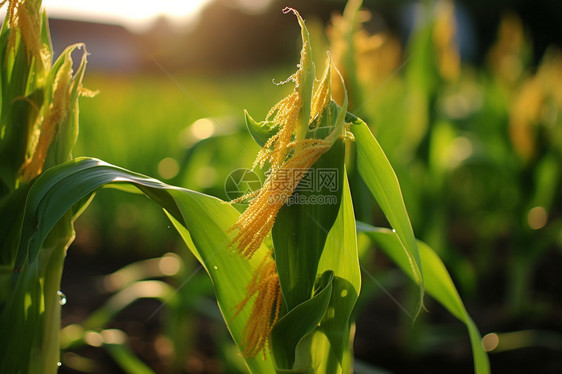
<box><xmin>349</xmin><ymin>113</ymin><xmax>424</xmax><ymax>312</ymax></box>
<box><xmin>14</xmin><ymin>157</ymin><xmax>275</xmax><ymax>373</ymax></box>
<box><xmin>272</xmin><ymin>141</ymin><xmax>345</xmax><ymax>309</ymax></box>
<box><xmin>357</xmin><ymin>222</ymin><xmax>490</xmax><ymax>374</ymax></box>
<box><xmin>315</xmin><ymin>171</ymin><xmax>361</xmax><ymax>373</ymax></box>
<box><xmin>270</xmin><ymin>270</ymin><xmax>334</xmax><ymax>371</ymax></box>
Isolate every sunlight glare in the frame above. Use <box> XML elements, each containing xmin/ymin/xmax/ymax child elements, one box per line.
<box><xmin>527</xmin><ymin>206</ymin><xmax>548</xmax><ymax>230</ymax></box>
<box><xmin>42</xmin><ymin>0</ymin><xmax>213</xmax><ymax>31</ymax></box>
<box><xmin>190</xmin><ymin>118</ymin><xmax>216</xmax><ymax>140</ymax></box>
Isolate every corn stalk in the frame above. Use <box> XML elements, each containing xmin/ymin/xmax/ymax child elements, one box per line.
<box><xmin>0</xmin><ymin>1</ymin><xmax>489</xmax><ymax>373</ymax></box>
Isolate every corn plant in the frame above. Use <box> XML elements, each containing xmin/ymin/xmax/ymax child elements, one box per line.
<box><xmin>468</xmin><ymin>16</ymin><xmax>562</xmax><ymax>315</ymax></box>
<box><xmin>0</xmin><ymin>0</ymin><xmax>91</xmax><ymax>371</ymax></box>
<box><xmin>0</xmin><ymin>1</ymin><xmax>489</xmax><ymax>373</ymax></box>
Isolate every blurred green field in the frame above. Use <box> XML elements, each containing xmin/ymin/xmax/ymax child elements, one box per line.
<box><xmin>60</xmin><ymin>2</ymin><xmax>562</xmax><ymax>373</ymax></box>
<box><xmin>72</xmin><ymin>70</ymin><xmax>292</xmax><ymax>258</ymax></box>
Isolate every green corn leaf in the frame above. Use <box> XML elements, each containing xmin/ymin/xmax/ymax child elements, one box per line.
<box><xmin>40</xmin><ymin>10</ymin><xmax>53</xmax><ymax>52</ymax></box>
<box><xmin>308</xmin><ymin>101</ymin><xmax>341</xmax><ymax>139</ymax></box>
<box><xmin>0</xmin><ymin>212</ymin><xmax>74</xmax><ymax>374</ymax></box>
<box><xmin>165</xmin><ymin>196</ymin><xmax>275</xmax><ymax>373</ymax></box>
<box><xmin>289</xmin><ymin>7</ymin><xmax>315</xmax><ymax>142</ymax></box>
<box><xmin>10</xmin><ymin>157</ymin><xmax>275</xmax><ymax>373</ymax></box>
<box><xmin>314</xmin><ymin>171</ymin><xmax>361</xmax><ymax>374</ymax></box>
<box><xmin>103</xmin><ymin>342</ymin><xmax>156</xmax><ymax>374</ymax></box>
<box><xmin>357</xmin><ymin>222</ymin><xmax>490</xmax><ymax>374</ymax></box>
<box><xmin>271</xmin><ymin>270</ymin><xmax>334</xmax><ymax>371</ymax></box>
<box><xmin>244</xmin><ymin>109</ymin><xmax>279</xmax><ymax>148</ymax></box>
<box><xmin>271</xmin><ymin>165</ymin><xmax>360</xmax><ymax>374</ymax></box>
<box><xmin>0</xmin><ymin>38</ymin><xmax>38</xmax><ymax>190</ymax></box>
<box><xmin>349</xmin><ymin>113</ymin><xmax>424</xmax><ymax>313</ymax></box>
<box><xmin>46</xmin><ymin>43</ymin><xmax>88</xmax><ymax>166</ymax></box>
<box><xmin>0</xmin><ymin>41</ymin><xmax>2</xmax><ymax>125</ymax></box>
<box><xmin>272</xmin><ymin>140</ymin><xmax>345</xmax><ymax>310</ymax></box>
<box><xmin>277</xmin><ymin>172</ymin><xmax>360</xmax><ymax>374</ymax></box>
<box><xmin>0</xmin><ymin>185</ymin><xmax>30</xmax><ymax>265</ymax></box>
<box><xmin>83</xmin><ymin>280</ymin><xmax>176</xmax><ymax>331</ymax></box>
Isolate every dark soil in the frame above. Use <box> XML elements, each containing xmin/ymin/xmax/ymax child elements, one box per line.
<box><xmin>59</xmin><ymin>241</ymin><xmax>562</xmax><ymax>374</ymax></box>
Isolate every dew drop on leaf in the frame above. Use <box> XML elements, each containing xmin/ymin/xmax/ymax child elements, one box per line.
<box><xmin>57</xmin><ymin>291</ymin><xmax>67</xmax><ymax>306</ymax></box>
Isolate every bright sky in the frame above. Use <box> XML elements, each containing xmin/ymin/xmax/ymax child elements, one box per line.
<box><xmin>42</xmin><ymin>0</ymin><xmax>214</xmax><ymax>31</ymax></box>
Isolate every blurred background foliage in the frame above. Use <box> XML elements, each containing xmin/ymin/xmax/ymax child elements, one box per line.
<box><xmin>36</xmin><ymin>0</ymin><xmax>562</xmax><ymax>372</ymax></box>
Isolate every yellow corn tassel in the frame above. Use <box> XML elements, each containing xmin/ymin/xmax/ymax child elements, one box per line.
<box><xmin>18</xmin><ymin>56</ymin><xmax>72</xmax><ymax>182</ymax></box>
<box><xmin>228</xmin><ymin>8</ymin><xmax>344</xmax><ymax>358</ymax></box>
<box><xmin>227</xmin><ymin>91</ymin><xmax>332</xmax><ymax>358</ymax></box>
<box><xmin>310</xmin><ymin>64</ymin><xmax>331</xmax><ymax>123</ymax></box>
<box><xmin>4</xmin><ymin>0</ymin><xmax>45</xmax><ymax>66</ymax></box>
<box><xmin>230</xmin><ymin>34</ymin><xmax>336</xmax><ymax>259</ymax></box>
<box><xmin>253</xmin><ymin>91</ymin><xmax>302</xmax><ymax>171</ymax></box>
<box><xmin>3</xmin><ymin>0</ymin><xmax>19</xmax><ymax>52</ymax></box>
<box><xmin>230</xmin><ymin>139</ymin><xmax>331</xmax><ymax>259</ymax></box>
<box><xmin>433</xmin><ymin>0</ymin><xmax>460</xmax><ymax>82</ymax></box>
<box><xmin>232</xmin><ymin>251</ymin><xmax>282</xmax><ymax>358</ymax></box>
<box><xmin>487</xmin><ymin>13</ymin><xmax>525</xmax><ymax>86</ymax></box>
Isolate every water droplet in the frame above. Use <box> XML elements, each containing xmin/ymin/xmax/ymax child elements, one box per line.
<box><xmin>57</xmin><ymin>362</ymin><xmax>62</xmax><ymax>367</ymax></box>
<box><xmin>391</xmin><ymin>229</ymin><xmax>396</xmax><ymax>233</ymax></box>
<box><xmin>57</xmin><ymin>291</ymin><xmax>67</xmax><ymax>306</ymax></box>
<box><xmin>213</xmin><ymin>265</ymin><xmax>218</xmax><ymax>270</ymax></box>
